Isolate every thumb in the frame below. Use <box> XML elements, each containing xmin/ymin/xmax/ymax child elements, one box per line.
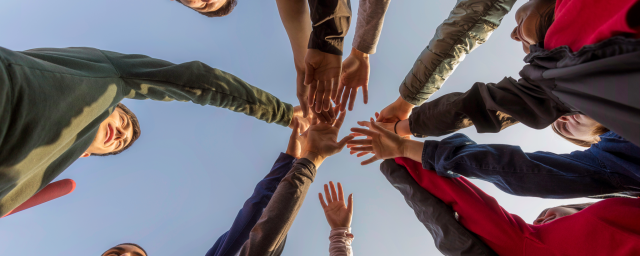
<box><xmin>337</xmin><ymin>135</ymin><xmax>355</xmax><ymax>149</ymax></box>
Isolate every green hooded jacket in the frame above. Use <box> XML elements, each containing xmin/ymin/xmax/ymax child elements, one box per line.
<box><xmin>0</xmin><ymin>46</ymin><xmax>293</xmax><ymax>216</ymax></box>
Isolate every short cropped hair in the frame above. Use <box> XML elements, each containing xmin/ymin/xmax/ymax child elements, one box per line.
<box><xmin>176</xmin><ymin>0</ymin><xmax>238</xmax><ymax>17</ymax></box>
<box><xmin>551</xmin><ymin>122</ymin><xmax>609</xmax><ymax>148</ymax></box>
<box><xmin>117</xmin><ymin>243</ymin><xmax>148</xmax><ymax>256</ymax></box>
<box><xmin>94</xmin><ymin>103</ymin><xmax>142</xmax><ymax>156</ymax></box>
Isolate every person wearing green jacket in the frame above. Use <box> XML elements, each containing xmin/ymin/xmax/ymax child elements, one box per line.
<box><xmin>0</xmin><ymin>46</ymin><xmax>315</xmax><ymax>216</ymax></box>
<box><xmin>376</xmin><ymin>0</ymin><xmax>519</xmax><ymax>123</ymax></box>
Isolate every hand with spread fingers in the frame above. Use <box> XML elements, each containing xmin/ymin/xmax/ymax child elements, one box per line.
<box><xmin>286</xmin><ymin>117</ymin><xmax>309</xmax><ymax>159</ymax></box>
<box><xmin>302</xmin><ymin>108</ymin><xmax>354</xmax><ymax>167</ymax></box>
<box><xmin>319</xmin><ymin>181</ymin><xmax>353</xmax><ymax>229</ymax></box>
<box><xmin>304</xmin><ymin>49</ymin><xmax>343</xmax><ymax>113</ymax></box>
<box><xmin>353</xmin><ymin>112</ymin><xmax>412</xmax><ymax>137</ymax></box>
<box><xmin>348</xmin><ymin>118</ymin><xmax>412</xmax><ymax>165</ymax></box>
<box><xmin>337</xmin><ymin>48</ymin><xmax>370</xmax><ymax>112</ymax></box>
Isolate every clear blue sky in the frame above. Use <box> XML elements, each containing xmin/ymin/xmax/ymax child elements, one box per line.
<box><xmin>0</xmin><ymin>0</ymin><xmax>598</xmax><ymax>255</ymax></box>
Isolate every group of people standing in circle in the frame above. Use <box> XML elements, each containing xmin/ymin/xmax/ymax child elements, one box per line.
<box><xmin>1</xmin><ymin>0</ymin><xmax>639</xmax><ymax>255</ymax></box>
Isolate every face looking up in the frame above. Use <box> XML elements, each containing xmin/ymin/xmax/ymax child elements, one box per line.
<box><xmin>553</xmin><ymin>114</ymin><xmax>602</xmax><ymax>144</ymax></box>
<box><xmin>510</xmin><ymin>0</ymin><xmax>555</xmax><ymax>53</ymax></box>
<box><xmin>101</xmin><ymin>244</ymin><xmax>147</xmax><ymax>256</ymax></box>
<box><xmin>81</xmin><ymin>107</ymin><xmax>134</xmax><ymax>157</ymax></box>
<box><xmin>177</xmin><ymin>0</ymin><xmax>228</xmax><ymax>13</ymax></box>
<box><xmin>533</xmin><ymin>206</ymin><xmax>579</xmax><ymax>225</ymax></box>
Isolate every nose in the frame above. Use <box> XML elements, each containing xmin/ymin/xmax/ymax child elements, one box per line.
<box><xmin>557</xmin><ymin>116</ymin><xmax>570</xmax><ymax>122</ymax></box>
<box><xmin>114</xmin><ymin>126</ymin><xmax>127</xmax><ymax>141</ymax></box>
<box><xmin>511</xmin><ymin>27</ymin><xmax>521</xmax><ymax>42</ymax></box>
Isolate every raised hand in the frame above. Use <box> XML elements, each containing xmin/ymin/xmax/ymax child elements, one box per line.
<box><xmin>303</xmin><ymin>108</ymin><xmax>354</xmax><ymax>166</ymax></box>
<box><xmin>348</xmin><ymin>118</ymin><xmax>408</xmax><ymax>165</ymax></box>
<box><xmin>336</xmin><ymin>48</ymin><xmax>369</xmax><ymax>112</ymax></box>
<box><xmin>318</xmin><ymin>181</ymin><xmax>353</xmax><ymax>229</ymax></box>
<box><xmin>376</xmin><ymin>96</ymin><xmax>415</xmax><ymax>123</ymax></box>
<box><xmin>304</xmin><ymin>49</ymin><xmax>342</xmax><ymax>113</ymax></box>
<box><xmin>354</xmin><ymin>112</ymin><xmax>412</xmax><ymax>137</ymax></box>
<box><xmin>286</xmin><ymin>117</ymin><xmax>309</xmax><ymax>159</ymax></box>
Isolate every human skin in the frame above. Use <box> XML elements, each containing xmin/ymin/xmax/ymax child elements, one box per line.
<box><xmin>80</xmin><ymin>107</ymin><xmax>134</xmax><ymax>157</ymax></box>
<box><xmin>553</xmin><ymin>114</ymin><xmax>602</xmax><ymax>143</ymax></box>
<box><xmin>533</xmin><ymin>206</ymin><xmax>580</xmax><ymax>225</ymax></box>
<box><xmin>510</xmin><ymin>0</ymin><xmax>556</xmax><ymax>53</ymax></box>
<box><xmin>319</xmin><ymin>181</ymin><xmax>353</xmax><ymax>229</ymax></box>
<box><xmin>101</xmin><ymin>244</ymin><xmax>146</xmax><ymax>256</ymax></box>
<box><xmin>377</xmin><ymin>0</ymin><xmax>555</xmax><ymax>123</ymax></box>
<box><xmin>177</xmin><ymin>0</ymin><xmax>227</xmax><ymax>13</ymax></box>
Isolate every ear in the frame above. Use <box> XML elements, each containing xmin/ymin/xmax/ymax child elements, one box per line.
<box><xmin>79</xmin><ymin>152</ymin><xmax>91</xmax><ymax>158</ymax></box>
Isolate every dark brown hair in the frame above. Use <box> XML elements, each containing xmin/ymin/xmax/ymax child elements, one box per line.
<box><xmin>176</xmin><ymin>0</ymin><xmax>237</xmax><ymax>18</ymax></box>
<box><xmin>117</xmin><ymin>243</ymin><xmax>147</xmax><ymax>256</ymax></box>
<box><xmin>551</xmin><ymin>122</ymin><xmax>610</xmax><ymax>148</ymax></box>
<box><xmin>536</xmin><ymin>202</ymin><xmax>595</xmax><ymax>220</ymax></box>
<box><xmin>94</xmin><ymin>103</ymin><xmax>142</xmax><ymax>156</ymax></box>
<box><xmin>534</xmin><ymin>0</ymin><xmax>557</xmax><ymax>44</ymax></box>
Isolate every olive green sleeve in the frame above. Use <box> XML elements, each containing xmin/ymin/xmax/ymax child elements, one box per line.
<box><xmin>101</xmin><ymin>50</ymin><xmax>294</xmax><ymax>127</ymax></box>
<box><xmin>400</xmin><ymin>0</ymin><xmax>517</xmax><ymax>105</ymax></box>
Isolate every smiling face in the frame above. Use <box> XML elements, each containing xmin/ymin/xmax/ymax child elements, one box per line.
<box><xmin>510</xmin><ymin>0</ymin><xmax>555</xmax><ymax>53</ymax></box>
<box><xmin>533</xmin><ymin>206</ymin><xmax>579</xmax><ymax>225</ymax></box>
<box><xmin>553</xmin><ymin>114</ymin><xmax>601</xmax><ymax>144</ymax></box>
<box><xmin>81</xmin><ymin>107</ymin><xmax>134</xmax><ymax>157</ymax></box>
<box><xmin>177</xmin><ymin>0</ymin><xmax>228</xmax><ymax>13</ymax></box>
<box><xmin>101</xmin><ymin>244</ymin><xmax>147</xmax><ymax>256</ymax></box>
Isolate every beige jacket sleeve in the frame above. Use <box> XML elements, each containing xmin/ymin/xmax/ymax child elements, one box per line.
<box><xmin>399</xmin><ymin>0</ymin><xmax>518</xmax><ymax>105</ymax></box>
<box><xmin>352</xmin><ymin>0</ymin><xmax>391</xmax><ymax>54</ymax></box>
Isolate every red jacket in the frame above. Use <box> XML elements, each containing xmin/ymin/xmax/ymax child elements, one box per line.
<box><xmin>396</xmin><ymin>158</ymin><xmax>640</xmax><ymax>256</ymax></box>
<box><xmin>545</xmin><ymin>0</ymin><xmax>640</xmax><ymax>51</ymax></box>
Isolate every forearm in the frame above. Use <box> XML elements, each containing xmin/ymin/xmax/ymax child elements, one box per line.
<box><xmin>206</xmin><ymin>153</ymin><xmax>295</xmax><ymax>256</ymax></box>
<box><xmin>421</xmin><ymin>134</ymin><xmax>624</xmax><ymax>198</ymax></box>
<box><xmin>396</xmin><ymin>158</ymin><xmax>525</xmax><ymax>255</ymax></box>
<box><xmin>352</xmin><ymin>0</ymin><xmax>390</xmax><ymax>54</ymax></box>
<box><xmin>276</xmin><ymin>0</ymin><xmax>312</xmax><ymax>70</ymax></box>
<box><xmin>238</xmin><ymin>159</ymin><xmax>317</xmax><ymax>256</ymax></box>
<box><xmin>307</xmin><ymin>0</ymin><xmax>352</xmax><ymax>55</ymax></box>
<box><xmin>102</xmin><ymin>50</ymin><xmax>294</xmax><ymax>127</ymax></box>
<box><xmin>402</xmin><ymin>139</ymin><xmax>424</xmax><ymax>163</ymax></box>
<box><xmin>380</xmin><ymin>159</ymin><xmax>498</xmax><ymax>256</ymax></box>
<box><xmin>399</xmin><ymin>0</ymin><xmax>517</xmax><ymax>105</ymax></box>
<box><xmin>328</xmin><ymin>228</ymin><xmax>353</xmax><ymax>256</ymax></box>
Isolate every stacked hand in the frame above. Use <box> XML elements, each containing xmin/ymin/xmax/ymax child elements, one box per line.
<box><xmin>347</xmin><ymin>118</ymin><xmax>409</xmax><ymax>165</ymax></box>
<box><xmin>286</xmin><ymin>117</ymin><xmax>309</xmax><ymax>159</ymax></box>
<box><xmin>318</xmin><ymin>181</ymin><xmax>353</xmax><ymax>229</ymax></box>
<box><xmin>376</xmin><ymin>96</ymin><xmax>414</xmax><ymax>123</ymax></box>
<box><xmin>304</xmin><ymin>49</ymin><xmax>342</xmax><ymax>113</ymax></box>
<box><xmin>302</xmin><ymin>107</ymin><xmax>354</xmax><ymax>167</ymax></box>
<box><xmin>337</xmin><ymin>48</ymin><xmax>370</xmax><ymax>112</ymax></box>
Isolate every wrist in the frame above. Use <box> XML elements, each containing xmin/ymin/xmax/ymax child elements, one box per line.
<box><xmin>395</xmin><ymin>96</ymin><xmax>415</xmax><ymax>110</ymax></box>
<box><xmin>402</xmin><ymin>140</ymin><xmax>424</xmax><ymax>163</ymax></box>
<box><xmin>350</xmin><ymin>47</ymin><xmax>369</xmax><ymax>59</ymax></box>
<box><xmin>397</xmin><ymin>120</ymin><xmax>411</xmax><ymax>136</ymax></box>
<box><xmin>302</xmin><ymin>151</ymin><xmax>326</xmax><ymax>167</ymax></box>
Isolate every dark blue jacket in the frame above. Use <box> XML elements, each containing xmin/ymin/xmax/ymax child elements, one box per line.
<box><xmin>205</xmin><ymin>153</ymin><xmax>295</xmax><ymax>256</ymax></box>
<box><xmin>422</xmin><ymin>132</ymin><xmax>640</xmax><ymax>198</ymax></box>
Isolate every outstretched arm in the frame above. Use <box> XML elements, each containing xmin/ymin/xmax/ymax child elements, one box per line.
<box><xmin>101</xmin><ymin>50</ymin><xmax>294</xmax><ymax>127</ymax></box>
<box><xmin>319</xmin><ymin>181</ymin><xmax>354</xmax><ymax>256</ymax></box>
<box><xmin>376</xmin><ymin>0</ymin><xmax>517</xmax><ymax>123</ymax></box>
<box><xmin>395</xmin><ymin>158</ymin><xmax>527</xmax><ymax>256</ymax></box>
<box><xmin>238</xmin><ymin>110</ymin><xmax>353</xmax><ymax>256</ymax></box>
<box><xmin>276</xmin><ymin>0</ymin><xmax>313</xmax><ymax>118</ymax></box>
<box><xmin>336</xmin><ymin>0</ymin><xmax>391</xmax><ymax>111</ymax></box>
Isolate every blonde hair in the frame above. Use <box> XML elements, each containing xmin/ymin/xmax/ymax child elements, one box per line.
<box><xmin>551</xmin><ymin>122</ymin><xmax>609</xmax><ymax>148</ymax></box>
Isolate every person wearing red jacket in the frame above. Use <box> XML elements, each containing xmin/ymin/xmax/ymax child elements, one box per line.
<box><xmin>348</xmin><ymin>121</ymin><xmax>640</xmax><ymax>255</ymax></box>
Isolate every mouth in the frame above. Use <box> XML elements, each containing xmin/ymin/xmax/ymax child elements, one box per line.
<box><xmin>104</xmin><ymin>124</ymin><xmax>114</xmax><ymax>145</ymax></box>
